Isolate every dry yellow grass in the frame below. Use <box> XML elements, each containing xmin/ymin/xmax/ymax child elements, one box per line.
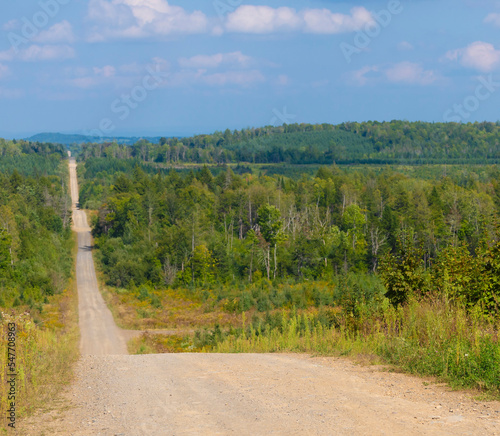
<box><xmin>0</xmin><ymin>282</ymin><xmax>79</xmax><ymax>431</ymax></box>
<box><xmin>128</xmin><ymin>332</ymin><xmax>204</xmax><ymax>354</ymax></box>
<box><xmin>0</xmin><ymin>234</ymin><xmax>79</xmax><ymax>432</ymax></box>
<box><xmin>99</xmin><ymin>282</ymin><xmax>243</xmax><ymax>330</ymax></box>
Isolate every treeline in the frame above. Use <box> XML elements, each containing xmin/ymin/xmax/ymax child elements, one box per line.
<box><xmin>0</xmin><ymin>163</ymin><xmax>73</xmax><ymax>309</ymax></box>
<box><xmin>0</xmin><ymin>138</ymin><xmax>67</xmax><ymax>176</ymax></box>
<box><xmin>84</xmin><ymin>162</ymin><xmax>499</xmax><ymax>310</ymax></box>
<box><xmin>78</xmin><ymin>121</ymin><xmax>500</xmax><ymax>165</ymax></box>
<box><xmin>0</xmin><ymin>138</ymin><xmax>66</xmax><ymax>157</ymax></box>
<box><xmin>0</xmin><ymin>148</ymin><xmax>78</xmax><ymax>426</ymax></box>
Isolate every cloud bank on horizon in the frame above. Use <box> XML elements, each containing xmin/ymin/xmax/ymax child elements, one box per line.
<box><xmin>0</xmin><ymin>0</ymin><xmax>499</xmax><ymax>137</ymax></box>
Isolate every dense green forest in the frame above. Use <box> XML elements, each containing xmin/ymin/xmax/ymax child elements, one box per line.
<box><xmin>0</xmin><ymin>138</ymin><xmax>67</xmax><ymax>176</ymax></box>
<box><xmin>81</xmin><ymin>156</ymin><xmax>500</xmax><ymax>315</ymax></box>
<box><xmin>78</xmin><ymin>121</ymin><xmax>500</xmax><ymax>165</ymax></box>
<box><xmin>0</xmin><ymin>140</ymin><xmax>73</xmax><ymax>308</ymax></box>
<box><xmin>0</xmin><ymin>140</ymin><xmax>78</xmax><ymax>425</ymax></box>
<box><xmin>83</xmin><ymin>146</ymin><xmax>500</xmax><ymax>391</ymax></box>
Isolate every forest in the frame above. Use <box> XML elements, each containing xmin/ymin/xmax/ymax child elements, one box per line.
<box><xmin>74</xmin><ymin>122</ymin><xmax>500</xmax><ymax>393</ymax></box>
<box><xmin>0</xmin><ymin>139</ymin><xmax>73</xmax><ymax>308</ymax></box>
<box><xmin>78</xmin><ymin>120</ymin><xmax>500</xmax><ymax>165</ymax></box>
<box><xmin>74</xmin><ymin>122</ymin><xmax>500</xmax><ymax>317</ymax></box>
<box><xmin>81</xmin><ymin>158</ymin><xmax>500</xmax><ymax>313</ymax></box>
<box><xmin>0</xmin><ymin>140</ymin><xmax>77</xmax><ymax>425</ymax></box>
<box><xmin>2</xmin><ymin>121</ymin><xmax>500</xmax><ymax>404</ymax></box>
<box><xmin>0</xmin><ymin>138</ymin><xmax>67</xmax><ymax>176</ymax></box>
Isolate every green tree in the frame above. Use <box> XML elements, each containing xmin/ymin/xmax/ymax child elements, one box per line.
<box><xmin>379</xmin><ymin>230</ymin><xmax>428</xmax><ymax>306</ymax></box>
<box><xmin>476</xmin><ymin>240</ymin><xmax>500</xmax><ymax>315</ymax></box>
<box><xmin>0</xmin><ymin>229</ymin><xmax>12</xmax><ymax>272</ymax></box>
<box><xmin>257</xmin><ymin>205</ymin><xmax>287</xmax><ymax>279</ymax></box>
<box><xmin>343</xmin><ymin>204</ymin><xmax>367</xmax><ymax>267</ymax></box>
<box><xmin>245</xmin><ymin>229</ymin><xmax>259</xmax><ymax>282</ymax></box>
<box><xmin>191</xmin><ymin>244</ymin><xmax>215</xmax><ymax>285</ymax></box>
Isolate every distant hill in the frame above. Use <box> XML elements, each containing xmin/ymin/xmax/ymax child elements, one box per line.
<box><xmin>77</xmin><ymin>121</ymin><xmax>500</xmax><ymax>165</ymax></box>
<box><xmin>224</xmin><ymin>129</ymin><xmax>373</xmax><ymax>163</ymax></box>
<box><xmin>25</xmin><ymin>132</ymin><xmax>164</xmax><ymax>146</ymax></box>
<box><xmin>24</xmin><ymin>121</ymin><xmax>500</xmax><ymax>165</ymax></box>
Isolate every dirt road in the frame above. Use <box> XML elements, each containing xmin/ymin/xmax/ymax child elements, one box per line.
<box><xmin>69</xmin><ymin>157</ymin><xmax>127</xmax><ymax>355</ymax></box>
<box><xmin>20</xmin><ymin>159</ymin><xmax>500</xmax><ymax>435</ymax></box>
<box><xmin>23</xmin><ymin>353</ymin><xmax>500</xmax><ymax>435</ymax></box>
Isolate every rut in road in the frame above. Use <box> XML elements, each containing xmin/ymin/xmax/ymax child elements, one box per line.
<box><xmin>70</xmin><ymin>157</ymin><xmax>127</xmax><ymax>355</ymax></box>
<box><xmin>21</xmin><ymin>158</ymin><xmax>499</xmax><ymax>435</ymax></box>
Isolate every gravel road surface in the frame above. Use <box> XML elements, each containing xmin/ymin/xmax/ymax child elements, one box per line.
<box><xmin>70</xmin><ymin>157</ymin><xmax>127</xmax><ymax>355</ymax></box>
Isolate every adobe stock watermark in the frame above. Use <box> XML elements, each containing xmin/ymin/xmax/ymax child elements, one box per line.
<box><xmin>270</xmin><ymin>106</ymin><xmax>296</xmax><ymax>126</ymax></box>
<box><xmin>82</xmin><ymin>64</ymin><xmax>169</xmax><ymax>141</ymax></box>
<box><xmin>340</xmin><ymin>0</ymin><xmax>403</xmax><ymax>64</ymax></box>
<box><xmin>7</xmin><ymin>0</ymin><xmax>71</xmax><ymax>53</ymax></box>
<box><xmin>443</xmin><ymin>75</ymin><xmax>500</xmax><ymax>122</ymax></box>
<box><xmin>213</xmin><ymin>0</ymin><xmax>243</xmax><ymax>20</ymax></box>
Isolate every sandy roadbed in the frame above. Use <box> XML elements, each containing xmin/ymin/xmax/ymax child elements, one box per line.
<box><xmin>21</xmin><ymin>353</ymin><xmax>500</xmax><ymax>435</ymax></box>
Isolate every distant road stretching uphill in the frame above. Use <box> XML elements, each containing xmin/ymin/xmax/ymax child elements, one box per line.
<box><xmin>69</xmin><ymin>156</ymin><xmax>127</xmax><ymax>355</ymax></box>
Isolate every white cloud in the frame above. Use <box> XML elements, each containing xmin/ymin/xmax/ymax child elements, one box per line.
<box><xmin>446</xmin><ymin>41</ymin><xmax>500</xmax><ymax>72</ymax></box>
<box><xmin>225</xmin><ymin>6</ymin><xmax>374</xmax><ymax>34</ymax></box>
<box><xmin>34</xmin><ymin>21</ymin><xmax>75</xmax><ymax>44</ymax></box>
<box><xmin>87</xmin><ymin>0</ymin><xmax>208</xmax><ymax>41</ymax></box>
<box><xmin>0</xmin><ymin>87</ymin><xmax>23</xmax><ymax>99</ymax></box>
<box><xmin>398</xmin><ymin>41</ymin><xmax>414</xmax><ymax>51</ymax></box>
<box><xmin>0</xmin><ymin>50</ymin><xmax>14</xmax><ymax>62</ymax></box>
<box><xmin>351</xmin><ymin>63</ymin><xmax>437</xmax><ymax>86</ymax></box>
<box><xmin>212</xmin><ymin>25</ymin><xmax>224</xmax><ymax>37</ymax></box>
<box><xmin>485</xmin><ymin>12</ymin><xmax>500</xmax><ymax>27</ymax></box>
<box><xmin>20</xmin><ymin>45</ymin><xmax>75</xmax><ymax>62</ymax></box>
<box><xmin>225</xmin><ymin>6</ymin><xmax>301</xmax><ymax>34</ymax></box>
<box><xmin>70</xmin><ymin>77</ymin><xmax>101</xmax><ymax>89</ymax></box>
<box><xmin>276</xmin><ymin>74</ymin><xmax>290</xmax><ymax>86</ymax></box>
<box><xmin>0</xmin><ymin>45</ymin><xmax>75</xmax><ymax>62</ymax></box>
<box><xmin>93</xmin><ymin>65</ymin><xmax>116</xmax><ymax>77</ymax></box>
<box><xmin>385</xmin><ymin>62</ymin><xmax>437</xmax><ymax>85</ymax></box>
<box><xmin>203</xmin><ymin>70</ymin><xmax>265</xmax><ymax>87</ymax></box>
<box><xmin>351</xmin><ymin>65</ymin><xmax>379</xmax><ymax>86</ymax></box>
<box><xmin>2</xmin><ymin>20</ymin><xmax>19</xmax><ymax>31</ymax></box>
<box><xmin>66</xmin><ymin>59</ymin><xmax>168</xmax><ymax>89</ymax></box>
<box><xmin>0</xmin><ymin>64</ymin><xmax>10</xmax><ymax>79</ymax></box>
<box><xmin>118</xmin><ymin>63</ymin><xmax>143</xmax><ymax>74</ymax></box>
<box><xmin>165</xmin><ymin>68</ymin><xmax>265</xmax><ymax>88</ymax></box>
<box><xmin>86</xmin><ymin>2</ymin><xmax>376</xmax><ymax>39</ymax></box>
<box><xmin>174</xmin><ymin>51</ymin><xmax>265</xmax><ymax>87</ymax></box>
<box><xmin>302</xmin><ymin>7</ymin><xmax>374</xmax><ymax>34</ymax></box>
<box><xmin>179</xmin><ymin>52</ymin><xmax>251</xmax><ymax>69</ymax></box>
<box><xmin>64</xmin><ymin>54</ymin><xmax>262</xmax><ymax>90</ymax></box>
<box><xmin>68</xmin><ymin>70</ymin><xmax>126</xmax><ymax>89</ymax></box>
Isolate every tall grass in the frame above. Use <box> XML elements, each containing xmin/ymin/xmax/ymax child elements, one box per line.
<box><xmin>0</xmin><ymin>282</ymin><xmax>79</xmax><ymax>430</ymax></box>
<box><xmin>212</xmin><ymin>297</ymin><xmax>500</xmax><ymax>395</ymax></box>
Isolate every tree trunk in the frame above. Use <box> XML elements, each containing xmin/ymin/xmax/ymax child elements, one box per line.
<box><xmin>249</xmin><ymin>249</ymin><xmax>253</xmax><ymax>282</ymax></box>
<box><xmin>273</xmin><ymin>244</ymin><xmax>278</xmax><ymax>279</ymax></box>
<box><xmin>266</xmin><ymin>248</ymin><xmax>270</xmax><ymax>280</ymax></box>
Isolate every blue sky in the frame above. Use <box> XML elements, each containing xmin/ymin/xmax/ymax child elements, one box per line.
<box><xmin>0</xmin><ymin>0</ymin><xmax>499</xmax><ymax>138</ymax></box>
